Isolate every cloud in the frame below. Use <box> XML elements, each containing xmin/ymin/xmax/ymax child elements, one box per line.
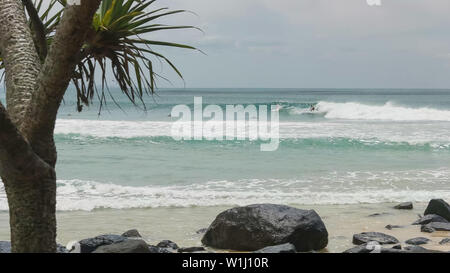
<box><xmin>36</xmin><ymin>0</ymin><xmax>450</xmax><ymax>88</ymax></box>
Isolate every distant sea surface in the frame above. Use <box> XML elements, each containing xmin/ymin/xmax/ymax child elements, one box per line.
<box><xmin>1</xmin><ymin>88</ymin><xmax>450</xmax><ymax>211</ymax></box>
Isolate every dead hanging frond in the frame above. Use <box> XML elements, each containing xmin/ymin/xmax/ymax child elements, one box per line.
<box><xmin>71</xmin><ymin>0</ymin><xmax>201</xmax><ymax>112</ymax></box>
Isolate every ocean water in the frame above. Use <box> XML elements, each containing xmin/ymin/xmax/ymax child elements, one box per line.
<box><xmin>1</xmin><ymin>88</ymin><xmax>450</xmax><ymax>211</ymax></box>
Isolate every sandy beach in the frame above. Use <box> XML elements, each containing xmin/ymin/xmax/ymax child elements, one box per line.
<box><xmin>1</xmin><ymin>202</ymin><xmax>448</xmax><ymax>253</ymax></box>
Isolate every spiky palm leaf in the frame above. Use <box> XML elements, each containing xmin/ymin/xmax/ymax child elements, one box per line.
<box><xmin>35</xmin><ymin>0</ymin><xmax>64</xmax><ymax>35</ymax></box>
<box><xmin>73</xmin><ymin>0</ymin><xmax>199</xmax><ymax>112</ymax></box>
<box><xmin>1</xmin><ymin>0</ymin><xmax>199</xmax><ymax>112</ymax></box>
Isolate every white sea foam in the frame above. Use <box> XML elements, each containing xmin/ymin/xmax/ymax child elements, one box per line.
<box><xmin>1</xmin><ymin>170</ymin><xmax>449</xmax><ymax>211</ymax></box>
<box><xmin>55</xmin><ymin>120</ymin><xmax>171</xmax><ymax>138</ymax></box>
<box><xmin>314</xmin><ymin>101</ymin><xmax>450</xmax><ymax>121</ymax></box>
<box><xmin>54</xmin><ymin>118</ymin><xmax>450</xmax><ymax>146</ymax></box>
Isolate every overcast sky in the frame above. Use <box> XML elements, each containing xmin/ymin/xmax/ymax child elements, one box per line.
<box><xmin>142</xmin><ymin>0</ymin><xmax>450</xmax><ymax>89</ymax></box>
<box><xmin>58</xmin><ymin>1</ymin><xmax>450</xmax><ymax>88</ymax></box>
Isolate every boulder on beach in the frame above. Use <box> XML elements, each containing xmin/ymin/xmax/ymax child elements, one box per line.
<box><xmin>424</xmin><ymin>199</ymin><xmax>450</xmax><ymax>222</ymax></box>
<box><xmin>405</xmin><ymin>237</ymin><xmax>431</xmax><ymax>246</ymax></box>
<box><xmin>385</xmin><ymin>224</ymin><xmax>403</xmax><ymax>230</ymax></box>
<box><xmin>439</xmin><ymin>238</ymin><xmax>450</xmax><ymax>245</ymax></box>
<box><xmin>0</xmin><ymin>241</ymin><xmax>11</xmax><ymax>253</ymax></box>
<box><xmin>57</xmin><ymin>244</ymin><xmax>69</xmax><ymax>253</ymax></box>
<box><xmin>196</xmin><ymin>228</ymin><xmax>208</xmax><ymax>234</ymax></box>
<box><xmin>403</xmin><ymin>245</ymin><xmax>445</xmax><ymax>253</ymax></box>
<box><xmin>421</xmin><ymin>222</ymin><xmax>450</xmax><ymax>233</ymax></box>
<box><xmin>253</xmin><ymin>243</ymin><xmax>296</xmax><ymax>253</ymax></box>
<box><xmin>343</xmin><ymin>243</ymin><xmax>407</xmax><ymax>253</ymax></box>
<box><xmin>121</xmin><ymin>229</ymin><xmax>142</xmax><ymax>238</ymax></box>
<box><xmin>201</xmin><ymin>204</ymin><xmax>328</xmax><ymax>252</ymax></box>
<box><xmin>380</xmin><ymin>248</ymin><xmax>408</xmax><ymax>253</ymax></box>
<box><xmin>343</xmin><ymin>244</ymin><xmax>443</xmax><ymax>254</ymax></box>
<box><xmin>412</xmin><ymin>214</ymin><xmax>449</xmax><ymax>225</ymax></box>
<box><xmin>343</xmin><ymin>244</ymin><xmax>373</xmax><ymax>253</ymax></box>
<box><xmin>394</xmin><ymin>202</ymin><xmax>413</xmax><ymax>210</ymax></box>
<box><xmin>352</xmin><ymin>232</ymin><xmax>399</xmax><ymax>245</ymax></box>
<box><xmin>78</xmin><ymin>234</ymin><xmax>126</xmax><ymax>253</ymax></box>
<box><xmin>368</xmin><ymin>212</ymin><xmax>391</xmax><ymax>217</ymax></box>
<box><xmin>421</xmin><ymin>225</ymin><xmax>435</xmax><ymax>233</ymax></box>
<box><xmin>148</xmin><ymin>245</ymin><xmax>173</xmax><ymax>253</ymax></box>
<box><xmin>93</xmin><ymin>239</ymin><xmax>150</xmax><ymax>253</ymax></box>
<box><xmin>157</xmin><ymin>240</ymin><xmax>179</xmax><ymax>250</ymax></box>
<box><xmin>178</xmin><ymin>246</ymin><xmax>206</xmax><ymax>253</ymax></box>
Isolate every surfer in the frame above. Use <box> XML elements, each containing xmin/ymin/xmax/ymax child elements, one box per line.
<box><xmin>310</xmin><ymin>104</ymin><xmax>316</xmax><ymax>112</ymax></box>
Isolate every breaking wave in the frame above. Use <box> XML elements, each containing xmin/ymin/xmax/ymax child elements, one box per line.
<box><xmin>298</xmin><ymin>101</ymin><xmax>450</xmax><ymax>121</ymax></box>
<box><xmin>1</xmin><ymin>172</ymin><xmax>449</xmax><ymax>211</ymax></box>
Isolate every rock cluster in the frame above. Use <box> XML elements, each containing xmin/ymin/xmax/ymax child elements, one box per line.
<box><xmin>1</xmin><ymin>200</ymin><xmax>449</xmax><ymax>253</ymax></box>
<box><xmin>343</xmin><ymin>199</ymin><xmax>450</xmax><ymax>253</ymax></box>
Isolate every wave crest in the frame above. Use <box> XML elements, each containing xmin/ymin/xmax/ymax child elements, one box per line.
<box><xmin>313</xmin><ymin>101</ymin><xmax>450</xmax><ymax>121</ymax></box>
<box><xmin>1</xmin><ymin>174</ymin><xmax>449</xmax><ymax>211</ymax></box>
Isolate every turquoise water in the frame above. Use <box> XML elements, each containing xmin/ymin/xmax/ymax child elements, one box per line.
<box><xmin>2</xmin><ymin>88</ymin><xmax>450</xmax><ymax>210</ymax></box>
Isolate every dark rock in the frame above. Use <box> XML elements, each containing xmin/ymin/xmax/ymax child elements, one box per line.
<box><xmin>421</xmin><ymin>222</ymin><xmax>450</xmax><ymax>233</ymax></box>
<box><xmin>412</xmin><ymin>214</ymin><xmax>449</xmax><ymax>225</ymax></box>
<box><xmin>78</xmin><ymin>234</ymin><xmax>126</xmax><ymax>253</ymax></box>
<box><xmin>344</xmin><ymin>243</ymin><xmax>409</xmax><ymax>253</ymax></box>
<box><xmin>421</xmin><ymin>225</ymin><xmax>435</xmax><ymax>233</ymax></box>
<box><xmin>201</xmin><ymin>204</ymin><xmax>328</xmax><ymax>252</ymax></box>
<box><xmin>342</xmin><ymin>243</ymin><xmax>440</xmax><ymax>254</ymax></box>
<box><xmin>343</xmin><ymin>244</ymin><xmax>373</xmax><ymax>253</ymax></box>
<box><xmin>439</xmin><ymin>238</ymin><xmax>450</xmax><ymax>245</ymax></box>
<box><xmin>0</xmin><ymin>241</ymin><xmax>11</xmax><ymax>253</ymax></box>
<box><xmin>405</xmin><ymin>237</ymin><xmax>431</xmax><ymax>245</ymax></box>
<box><xmin>178</xmin><ymin>246</ymin><xmax>206</xmax><ymax>253</ymax></box>
<box><xmin>121</xmin><ymin>229</ymin><xmax>142</xmax><ymax>238</ymax></box>
<box><xmin>403</xmin><ymin>245</ymin><xmax>445</xmax><ymax>253</ymax></box>
<box><xmin>430</xmin><ymin>222</ymin><xmax>450</xmax><ymax>231</ymax></box>
<box><xmin>344</xmin><ymin>243</ymin><xmax>445</xmax><ymax>254</ymax></box>
<box><xmin>196</xmin><ymin>228</ymin><xmax>208</xmax><ymax>234</ymax></box>
<box><xmin>148</xmin><ymin>245</ymin><xmax>173</xmax><ymax>253</ymax></box>
<box><xmin>156</xmin><ymin>240</ymin><xmax>179</xmax><ymax>250</ymax></box>
<box><xmin>383</xmin><ymin>246</ymin><xmax>445</xmax><ymax>253</ymax></box>
<box><xmin>253</xmin><ymin>243</ymin><xmax>296</xmax><ymax>253</ymax></box>
<box><xmin>93</xmin><ymin>239</ymin><xmax>150</xmax><ymax>253</ymax></box>
<box><xmin>368</xmin><ymin>212</ymin><xmax>391</xmax><ymax>217</ymax></box>
<box><xmin>424</xmin><ymin>199</ymin><xmax>450</xmax><ymax>221</ymax></box>
<box><xmin>57</xmin><ymin>244</ymin><xmax>69</xmax><ymax>253</ymax></box>
<box><xmin>380</xmin><ymin>248</ymin><xmax>408</xmax><ymax>253</ymax></box>
<box><xmin>385</xmin><ymin>225</ymin><xmax>403</xmax><ymax>230</ymax></box>
<box><xmin>344</xmin><ymin>242</ymin><xmax>393</xmax><ymax>253</ymax></box>
<box><xmin>394</xmin><ymin>202</ymin><xmax>413</xmax><ymax>210</ymax></box>
<box><xmin>352</xmin><ymin>232</ymin><xmax>399</xmax><ymax>245</ymax></box>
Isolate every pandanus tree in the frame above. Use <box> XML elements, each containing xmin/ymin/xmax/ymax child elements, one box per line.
<box><xmin>0</xmin><ymin>0</ymin><xmax>197</xmax><ymax>252</ymax></box>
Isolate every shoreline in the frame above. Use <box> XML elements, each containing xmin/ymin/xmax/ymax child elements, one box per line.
<box><xmin>1</xmin><ymin>202</ymin><xmax>449</xmax><ymax>252</ymax></box>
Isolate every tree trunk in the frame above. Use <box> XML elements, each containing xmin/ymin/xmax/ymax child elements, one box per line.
<box><xmin>3</xmin><ymin>172</ymin><xmax>56</xmax><ymax>253</ymax></box>
<box><xmin>0</xmin><ymin>0</ymin><xmax>102</xmax><ymax>252</ymax></box>
<box><xmin>0</xmin><ymin>103</ymin><xmax>57</xmax><ymax>252</ymax></box>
